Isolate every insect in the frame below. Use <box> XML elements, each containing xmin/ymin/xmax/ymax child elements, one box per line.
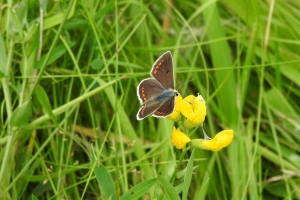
<box><xmin>136</xmin><ymin>51</ymin><xmax>179</xmax><ymax>120</ymax></box>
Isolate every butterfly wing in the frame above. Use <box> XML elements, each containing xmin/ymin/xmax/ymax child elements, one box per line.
<box><xmin>152</xmin><ymin>96</ymin><xmax>175</xmax><ymax>118</ymax></box>
<box><xmin>150</xmin><ymin>51</ymin><xmax>174</xmax><ymax>89</ymax></box>
<box><xmin>137</xmin><ymin>78</ymin><xmax>165</xmax><ymax>104</ymax></box>
<box><xmin>137</xmin><ymin>100</ymin><xmax>165</xmax><ymax>120</ymax></box>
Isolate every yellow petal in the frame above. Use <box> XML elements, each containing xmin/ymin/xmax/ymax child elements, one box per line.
<box><xmin>180</xmin><ymin>95</ymin><xmax>196</xmax><ymax>120</ymax></box>
<box><xmin>191</xmin><ymin>130</ymin><xmax>234</xmax><ymax>152</ymax></box>
<box><xmin>171</xmin><ymin>127</ymin><xmax>191</xmax><ymax>149</ymax></box>
<box><xmin>181</xmin><ymin>94</ymin><xmax>206</xmax><ymax>128</ymax></box>
<box><xmin>167</xmin><ymin>95</ymin><xmax>182</xmax><ymax>121</ymax></box>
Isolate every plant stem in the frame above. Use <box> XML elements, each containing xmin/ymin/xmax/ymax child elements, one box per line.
<box><xmin>169</xmin><ymin>146</ymin><xmax>189</xmax><ymax>184</ymax></box>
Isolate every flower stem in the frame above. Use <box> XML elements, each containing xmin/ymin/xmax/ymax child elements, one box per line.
<box><xmin>169</xmin><ymin>146</ymin><xmax>189</xmax><ymax>184</ymax></box>
<box><xmin>201</xmin><ymin>123</ymin><xmax>211</xmax><ymax>140</ymax></box>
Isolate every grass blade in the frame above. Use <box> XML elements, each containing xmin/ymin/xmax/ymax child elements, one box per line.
<box><xmin>120</xmin><ymin>178</ymin><xmax>157</xmax><ymax>200</ymax></box>
<box><xmin>94</xmin><ymin>164</ymin><xmax>117</xmax><ymax>200</ymax></box>
<box><xmin>158</xmin><ymin>175</ymin><xmax>181</xmax><ymax>200</ymax></box>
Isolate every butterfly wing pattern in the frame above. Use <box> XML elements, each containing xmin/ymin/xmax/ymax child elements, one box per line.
<box><xmin>136</xmin><ymin>51</ymin><xmax>179</xmax><ymax>120</ymax></box>
<box><xmin>150</xmin><ymin>51</ymin><xmax>174</xmax><ymax>89</ymax></box>
<box><xmin>152</xmin><ymin>97</ymin><xmax>175</xmax><ymax>118</ymax></box>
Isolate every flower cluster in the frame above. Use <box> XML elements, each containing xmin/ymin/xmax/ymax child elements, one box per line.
<box><xmin>169</xmin><ymin>94</ymin><xmax>234</xmax><ymax>151</ymax></box>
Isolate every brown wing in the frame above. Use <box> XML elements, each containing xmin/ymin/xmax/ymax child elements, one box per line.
<box><xmin>152</xmin><ymin>96</ymin><xmax>175</xmax><ymax>118</ymax></box>
<box><xmin>137</xmin><ymin>78</ymin><xmax>165</xmax><ymax>104</ymax></box>
<box><xmin>150</xmin><ymin>51</ymin><xmax>174</xmax><ymax>89</ymax></box>
<box><xmin>137</xmin><ymin>100</ymin><xmax>164</xmax><ymax>120</ymax></box>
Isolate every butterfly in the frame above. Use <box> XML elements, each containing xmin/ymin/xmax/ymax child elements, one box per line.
<box><xmin>136</xmin><ymin>51</ymin><xmax>179</xmax><ymax>120</ymax></box>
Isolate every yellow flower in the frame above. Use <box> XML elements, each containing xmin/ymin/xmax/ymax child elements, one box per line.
<box><xmin>191</xmin><ymin>130</ymin><xmax>234</xmax><ymax>152</ymax></box>
<box><xmin>180</xmin><ymin>94</ymin><xmax>206</xmax><ymax>128</ymax></box>
<box><xmin>167</xmin><ymin>95</ymin><xmax>182</xmax><ymax>121</ymax></box>
<box><xmin>171</xmin><ymin>127</ymin><xmax>191</xmax><ymax>149</ymax></box>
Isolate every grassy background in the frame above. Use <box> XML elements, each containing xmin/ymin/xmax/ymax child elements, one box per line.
<box><xmin>1</xmin><ymin>0</ymin><xmax>300</xmax><ymax>199</ymax></box>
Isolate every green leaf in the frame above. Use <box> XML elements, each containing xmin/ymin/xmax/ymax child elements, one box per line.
<box><xmin>281</xmin><ymin>66</ymin><xmax>300</xmax><ymax>88</ymax></box>
<box><xmin>91</xmin><ymin>58</ymin><xmax>104</xmax><ymax>70</ymax></box>
<box><xmin>260</xmin><ymin>135</ymin><xmax>300</xmax><ymax>168</ymax></box>
<box><xmin>43</xmin><ymin>0</ymin><xmax>76</xmax><ymax>30</ymax></box>
<box><xmin>0</xmin><ymin>34</ymin><xmax>7</xmax><ymax>74</ymax></box>
<box><xmin>120</xmin><ymin>178</ymin><xmax>157</xmax><ymax>200</ymax></box>
<box><xmin>31</xmin><ymin>194</ymin><xmax>39</xmax><ymax>200</ymax></box>
<box><xmin>35</xmin><ymin>86</ymin><xmax>58</xmax><ymax>126</ymax></box>
<box><xmin>94</xmin><ymin>1</ymin><xmax>115</xmax><ymax>21</ymax></box>
<box><xmin>182</xmin><ymin>149</ymin><xmax>195</xmax><ymax>200</ymax></box>
<box><xmin>265</xmin><ymin>88</ymin><xmax>296</xmax><ymax>116</ymax></box>
<box><xmin>15</xmin><ymin>1</ymin><xmax>28</xmax><ymax>27</ymax></box>
<box><xmin>0</xmin><ymin>70</ymin><xmax>5</xmax><ymax>78</ymax></box>
<box><xmin>265</xmin><ymin>182</ymin><xmax>298</xmax><ymax>199</ymax></box>
<box><xmin>35</xmin><ymin>44</ymin><xmax>74</xmax><ymax>69</ymax></box>
<box><xmin>157</xmin><ymin>175</ymin><xmax>181</xmax><ymax>200</ymax></box>
<box><xmin>10</xmin><ymin>100</ymin><xmax>32</xmax><ymax>128</ymax></box>
<box><xmin>94</xmin><ymin>164</ymin><xmax>117</xmax><ymax>200</ymax></box>
<box><xmin>9</xmin><ymin>1</ymin><xmax>27</xmax><ymax>40</ymax></box>
<box><xmin>201</xmin><ymin>0</ymin><xmax>237</xmax><ymax>127</ymax></box>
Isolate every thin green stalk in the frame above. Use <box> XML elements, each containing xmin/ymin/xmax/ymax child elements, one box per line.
<box><xmin>28</xmin><ymin>0</ymin><xmax>76</xmax><ymax>97</ymax></box>
<box><xmin>0</xmin><ymin>37</ymin><xmax>14</xmax><ymax>188</ymax></box>
<box><xmin>169</xmin><ymin>147</ymin><xmax>189</xmax><ymax>184</ymax></box>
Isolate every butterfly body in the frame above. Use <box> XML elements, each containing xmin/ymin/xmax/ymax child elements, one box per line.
<box><xmin>137</xmin><ymin>51</ymin><xmax>179</xmax><ymax>120</ymax></box>
<box><xmin>141</xmin><ymin>87</ymin><xmax>177</xmax><ymax>107</ymax></box>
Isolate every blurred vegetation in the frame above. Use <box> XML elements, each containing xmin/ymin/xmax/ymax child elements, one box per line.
<box><xmin>0</xmin><ymin>0</ymin><xmax>299</xmax><ymax>199</ymax></box>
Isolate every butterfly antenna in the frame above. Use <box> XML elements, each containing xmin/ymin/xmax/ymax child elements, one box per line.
<box><xmin>176</xmin><ymin>79</ymin><xmax>193</xmax><ymax>90</ymax></box>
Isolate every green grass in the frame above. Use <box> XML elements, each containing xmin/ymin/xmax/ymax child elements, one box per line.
<box><xmin>1</xmin><ymin>0</ymin><xmax>300</xmax><ymax>199</ymax></box>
